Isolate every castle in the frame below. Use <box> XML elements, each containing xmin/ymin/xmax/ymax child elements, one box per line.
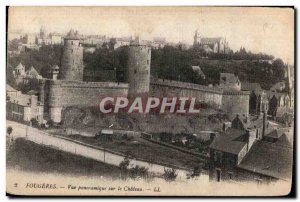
<box><xmin>39</xmin><ymin>30</ymin><xmax>250</xmax><ymax>123</ymax></box>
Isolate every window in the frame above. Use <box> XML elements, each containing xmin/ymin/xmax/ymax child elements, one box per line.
<box><xmin>147</xmin><ymin>60</ymin><xmax>149</xmax><ymax>65</ymax></box>
<box><xmin>134</xmin><ymin>69</ymin><xmax>137</xmax><ymax>74</ymax></box>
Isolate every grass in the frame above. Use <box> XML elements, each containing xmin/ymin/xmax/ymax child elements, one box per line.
<box><xmin>7</xmin><ymin>138</ymin><xmax>122</xmax><ymax>179</ymax></box>
<box><xmin>63</xmin><ymin>134</ymin><xmax>206</xmax><ymax>169</ymax></box>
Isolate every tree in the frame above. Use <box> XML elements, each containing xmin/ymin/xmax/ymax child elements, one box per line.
<box><xmin>162</xmin><ymin>168</ymin><xmax>177</xmax><ymax>182</ymax></box>
<box><xmin>7</xmin><ymin>126</ymin><xmax>13</xmax><ymax>135</ymax></box>
<box><xmin>129</xmin><ymin>165</ymin><xmax>149</xmax><ymax>180</ymax></box>
<box><xmin>187</xmin><ymin>165</ymin><xmax>201</xmax><ymax>179</ymax></box>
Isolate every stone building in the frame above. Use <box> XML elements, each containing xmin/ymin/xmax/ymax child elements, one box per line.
<box><xmin>209</xmin><ymin>112</ymin><xmax>292</xmax><ymax>183</ymax></box>
<box><xmin>59</xmin><ymin>29</ymin><xmax>84</xmax><ymax>81</ymax></box>
<box><xmin>193</xmin><ymin>29</ymin><xmax>230</xmax><ymax>54</ymax></box>
<box><xmin>219</xmin><ymin>73</ymin><xmax>241</xmax><ymax>91</ymax></box>
<box><xmin>38</xmin><ymin>30</ymin><xmax>250</xmax><ymax>124</ymax></box>
<box><xmin>6</xmin><ymin>85</ymin><xmax>44</xmax><ymax>124</ymax></box>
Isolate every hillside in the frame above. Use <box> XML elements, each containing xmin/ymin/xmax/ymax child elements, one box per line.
<box><xmin>61</xmin><ymin>106</ymin><xmax>227</xmax><ymax>135</ymax></box>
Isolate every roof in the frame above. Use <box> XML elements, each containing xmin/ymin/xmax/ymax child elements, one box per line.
<box><xmin>265</xmin><ymin>128</ymin><xmax>293</xmax><ymax>147</ymax></box>
<box><xmin>200</xmin><ymin>37</ymin><xmax>223</xmax><ymax>44</ymax></box>
<box><xmin>27</xmin><ymin>90</ymin><xmax>38</xmax><ymax>95</ymax></box>
<box><xmin>26</xmin><ymin>66</ymin><xmax>41</xmax><ymax>78</ymax></box>
<box><xmin>101</xmin><ymin>129</ymin><xmax>114</xmax><ymax>135</ymax></box>
<box><xmin>16</xmin><ymin>63</ymin><xmax>25</xmax><ymax>70</ymax></box>
<box><xmin>238</xmin><ymin>141</ymin><xmax>292</xmax><ymax>181</ymax></box>
<box><xmin>209</xmin><ymin>128</ymin><xmax>247</xmax><ymax>155</ymax></box>
<box><xmin>241</xmin><ymin>82</ymin><xmax>262</xmax><ymax>92</ymax></box>
<box><xmin>6</xmin><ymin>84</ymin><xmax>17</xmax><ymax>92</ymax></box>
<box><xmin>220</xmin><ymin>73</ymin><xmax>239</xmax><ymax>84</ymax></box>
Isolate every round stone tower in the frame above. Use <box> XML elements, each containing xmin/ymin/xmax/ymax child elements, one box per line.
<box><xmin>59</xmin><ymin>29</ymin><xmax>83</xmax><ymax>81</ymax></box>
<box><xmin>127</xmin><ymin>37</ymin><xmax>151</xmax><ymax>99</ymax></box>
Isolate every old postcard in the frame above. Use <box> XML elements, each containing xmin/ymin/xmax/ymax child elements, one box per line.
<box><xmin>6</xmin><ymin>6</ymin><xmax>294</xmax><ymax>196</ymax></box>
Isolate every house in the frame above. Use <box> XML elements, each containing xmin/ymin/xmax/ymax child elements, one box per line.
<box><xmin>6</xmin><ymin>91</ymin><xmax>44</xmax><ymax>125</ymax></box>
<box><xmin>209</xmin><ymin>113</ymin><xmax>293</xmax><ymax>183</ymax></box>
<box><xmin>237</xmin><ymin>140</ymin><xmax>292</xmax><ymax>182</ymax></box>
<box><xmin>219</xmin><ymin>73</ymin><xmax>241</xmax><ymax>91</ymax></box>
<box><xmin>15</xmin><ymin>63</ymin><xmax>26</xmax><ymax>77</ymax></box>
<box><xmin>25</xmin><ymin>66</ymin><xmax>43</xmax><ymax>80</ymax></box>
<box><xmin>6</xmin><ymin>84</ymin><xmax>21</xmax><ymax>101</ymax></box>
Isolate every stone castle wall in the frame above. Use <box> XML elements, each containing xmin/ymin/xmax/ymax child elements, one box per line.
<box><xmin>150</xmin><ymin>79</ymin><xmax>223</xmax><ymax>107</ymax></box>
<box><xmin>44</xmin><ymin>78</ymin><xmax>249</xmax><ymax>122</ymax></box>
<box><xmin>222</xmin><ymin>91</ymin><xmax>250</xmax><ymax>119</ymax></box>
<box><xmin>48</xmin><ymin>80</ymin><xmax>128</xmax><ymax>108</ymax></box>
<box><xmin>46</xmin><ymin>80</ymin><xmax>128</xmax><ymax>122</ymax></box>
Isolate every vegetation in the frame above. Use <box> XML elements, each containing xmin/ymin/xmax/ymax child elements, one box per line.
<box><xmin>119</xmin><ymin>157</ymin><xmax>149</xmax><ymax>181</ymax></box>
<box><xmin>7</xmin><ymin>41</ymin><xmax>287</xmax><ymax>90</ymax></box>
<box><xmin>162</xmin><ymin>168</ymin><xmax>178</xmax><ymax>182</ymax></box>
<box><xmin>7</xmin><ymin>126</ymin><xmax>13</xmax><ymax>135</ymax></box>
<box><xmin>7</xmin><ymin>138</ymin><xmax>122</xmax><ymax>179</ymax></box>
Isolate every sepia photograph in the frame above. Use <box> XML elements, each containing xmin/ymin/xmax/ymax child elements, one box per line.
<box><xmin>5</xmin><ymin>6</ymin><xmax>295</xmax><ymax>196</ymax></box>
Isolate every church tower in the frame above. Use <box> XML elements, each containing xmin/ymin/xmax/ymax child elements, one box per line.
<box><xmin>193</xmin><ymin>29</ymin><xmax>201</xmax><ymax>46</ymax></box>
<box><xmin>59</xmin><ymin>29</ymin><xmax>83</xmax><ymax>81</ymax></box>
<box><xmin>127</xmin><ymin>37</ymin><xmax>151</xmax><ymax>100</ymax></box>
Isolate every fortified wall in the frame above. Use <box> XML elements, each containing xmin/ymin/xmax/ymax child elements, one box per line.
<box><xmin>150</xmin><ymin>79</ymin><xmax>223</xmax><ymax>107</ymax></box>
<box><xmin>46</xmin><ymin>80</ymin><xmax>128</xmax><ymax>122</ymax></box>
<box><xmin>222</xmin><ymin>90</ymin><xmax>250</xmax><ymax>119</ymax></box>
<box><xmin>40</xmin><ymin>31</ymin><xmax>250</xmax><ymax>123</ymax></box>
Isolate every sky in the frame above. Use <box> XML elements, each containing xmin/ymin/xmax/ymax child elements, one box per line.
<box><xmin>8</xmin><ymin>7</ymin><xmax>294</xmax><ymax>63</ymax></box>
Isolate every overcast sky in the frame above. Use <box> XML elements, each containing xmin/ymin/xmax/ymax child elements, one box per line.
<box><xmin>8</xmin><ymin>7</ymin><xmax>294</xmax><ymax>63</ymax></box>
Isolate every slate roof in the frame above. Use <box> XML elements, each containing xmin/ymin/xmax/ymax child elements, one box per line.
<box><xmin>209</xmin><ymin>128</ymin><xmax>247</xmax><ymax>155</ymax></box>
<box><xmin>238</xmin><ymin>141</ymin><xmax>292</xmax><ymax>181</ymax></box>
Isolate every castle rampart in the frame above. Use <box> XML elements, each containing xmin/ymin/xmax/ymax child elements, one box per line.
<box><xmin>222</xmin><ymin>90</ymin><xmax>250</xmax><ymax>119</ymax></box>
<box><xmin>150</xmin><ymin>78</ymin><xmax>223</xmax><ymax>107</ymax></box>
